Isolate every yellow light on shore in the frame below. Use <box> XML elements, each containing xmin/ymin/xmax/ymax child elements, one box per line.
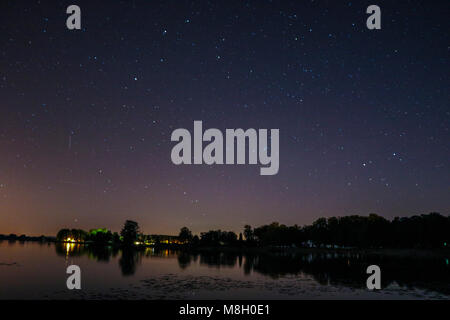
<box><xmin>65</xmin><ymin>241</ymin><xmax>75</xmax><ymax>255</ymax></box>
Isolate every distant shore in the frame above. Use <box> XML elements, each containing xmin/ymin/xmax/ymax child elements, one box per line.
<box><xmin>0</xmin><ymin>234</ymin><xmax>55</xmax><ymax>242</ymax></box>
<box><xmin>2</xmin><ymin>235</ymin><xmax>448</xmax><ymax>259</ymax></box>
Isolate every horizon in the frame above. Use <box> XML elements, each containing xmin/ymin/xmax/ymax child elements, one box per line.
<box><xmin>2</xmin><ymin>210</ymin><xmax>448</xmax><ymax>238</ymax></box>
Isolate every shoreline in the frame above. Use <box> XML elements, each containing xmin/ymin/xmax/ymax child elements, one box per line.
<box><xmin>2</xmin><ymin>238</ymin><xmax>448</xmax><ymax>258</ymax></box>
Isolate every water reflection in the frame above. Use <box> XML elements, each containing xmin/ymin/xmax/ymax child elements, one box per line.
<box><xmin>54</xmin><ymin>243</ymin><xmax>450</xmax><ymax>295</ymax></box>
<box><xmin>55</xmin><ymin>242</ymin><xmax>120</xmax><ymax>261</ymax></box>
<box><xmin>117</xmin><ymin>248</ymin><xmax>137</xmax><ymax>276</ymax></box>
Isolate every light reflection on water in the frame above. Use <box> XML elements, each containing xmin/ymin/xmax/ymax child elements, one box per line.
<box><xmin>0</xmin><ymin>241</ymin><xmax>449</xmax><ymax>299</ymax></box>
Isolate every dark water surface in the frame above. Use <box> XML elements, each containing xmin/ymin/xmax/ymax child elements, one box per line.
<box><xmin>0</xmin><ymin>241</ymin><xmax>449</xmax><ymax>299</ymax></box>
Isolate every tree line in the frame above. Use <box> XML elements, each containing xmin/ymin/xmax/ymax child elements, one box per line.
<box><xmin>56</xmin><ymin>220</ymin><xmax>139</xmax><ymax>245</ymax></box>
<box><xmin>188</xmin><ymin>212</ymin><xmax>449</xmax><ymax>249</ymax></box>
<box><xmin>243</xmin><ymin>212</ymin><xmax>450</xmax><ymax>249</ymax></box>
<box><xmin>51</xmin><ymin>212</ymin><xmax>450</xmax><ymax>249</ymax></box>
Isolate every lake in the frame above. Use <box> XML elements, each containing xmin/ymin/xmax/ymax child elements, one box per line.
<box><xmin>0</xmin><ymin>241</ymin><xmax>449</xmax><ymax>300</ymax></box>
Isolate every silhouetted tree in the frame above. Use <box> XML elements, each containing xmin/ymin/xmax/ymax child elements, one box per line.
<box><xmin>244</xmin><ymin>225</ymin><xmax>254</xmax><ymax>242</ymax></box>
<box><xmin>120</xmin><ymin>220</ymin><xmax>140</xmax><ymax>246</ymax></box>
<box><xmin>88</xmin><ymin>228</ymin><xmax>112</xmax><ymax>244</ymax></box>
<box><xmin>200</xmin><ymin>230</ymin><xmax>238</xmax><ymax>246</ymax></box>
<box><xmin>56</xmin><ymin>229</ymin><xmax>70</xmax><ymax>241</ymax></box>
<box><xmin>112</xmin><ymin>232</ymin><xmax>121</xmax><ymax>243</ymax></box>
<box><xmin>192</xmin><ymin>235</ymin><xmax>200</xmax><ymax>246</ymax></box>
<box><xmin>179</xmin><ymin>227</ymin><xmax>193</xmax><ymax>244</ymax></box>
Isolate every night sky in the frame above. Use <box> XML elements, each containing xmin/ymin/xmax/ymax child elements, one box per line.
<box><xmin>0</xmin><ymin>0</ymin><xmax>448</xmax><ymax>236</ymax></box>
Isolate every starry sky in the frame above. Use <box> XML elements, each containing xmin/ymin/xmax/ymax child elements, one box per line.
<box><xmin>0</xmin><ymin>0</ymin><xmax>449</xmax><ymax>236</ymax></box>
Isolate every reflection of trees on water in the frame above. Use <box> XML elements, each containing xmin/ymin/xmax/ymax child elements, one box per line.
<box><xmin>55</xmin><ymin>243</ymin><xmax>129</xmax><ymax>274</ymax></box>
<box><xmin>119</xmin><ymin>248</ymin><xmax>141</xmax><ymax>276</ymax></box>
<box><xmin>177</xmin><ymin>251</ymin><xmax>194</xmax><ymax>269</ymax></box>
<box><xmin>199</xmin><ymin>252</ymin><xmax>239</xmax><ymax>268</ymax></box>
<box><xmin>55</xmin><ymin>243</ymin><xmax>119</xmax><ymax>261</ymax></box>
<box><xmin>54</xmin><ymin>243</ymin><xmax>450</xmax><ymax>295</ymax></box>
<box><xmin>55</xmin><ymin>244</ymin><xmax>179</xmax><ymax>276</ymax></box>
<box><xmin>174</xmin><ymin>250</ymin><xmax>450</xmax><ymax>295</ymax></box>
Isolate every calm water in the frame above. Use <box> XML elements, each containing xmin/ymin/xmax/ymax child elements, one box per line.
<box><xmin>0</xmin><ymin>241</ymin><xmax>449</xmax><ymax>300</ymax></box>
